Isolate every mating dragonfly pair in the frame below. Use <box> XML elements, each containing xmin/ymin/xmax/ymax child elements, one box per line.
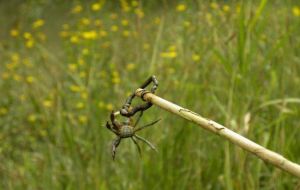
<box><xmin>105</xmin><ymin>76</ymin><xmax>160</xmax><ymax>160</ymax></box>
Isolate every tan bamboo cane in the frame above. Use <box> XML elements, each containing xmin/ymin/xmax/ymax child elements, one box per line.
<box><xmin>135</xmin><ymin>88</ymin><xmax>300</xmax><ymax>178</ymax></box>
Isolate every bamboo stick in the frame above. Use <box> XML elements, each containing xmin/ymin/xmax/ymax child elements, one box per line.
<box><xmin>135</xmin><ymin>88</ymin><xmax>300</xmax><ymax>178</ymax></box>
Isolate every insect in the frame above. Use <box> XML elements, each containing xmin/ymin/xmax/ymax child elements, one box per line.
<box><xmin>106</xmin><ymin>110</ymin><xmax>160</xmax><ymax>160</ymax></box>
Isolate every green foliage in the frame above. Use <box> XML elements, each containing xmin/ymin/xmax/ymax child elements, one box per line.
<box><xmin>0</xmin><ymin>0</ymin><xmax>300</xmax><ymax>189</ymax></box>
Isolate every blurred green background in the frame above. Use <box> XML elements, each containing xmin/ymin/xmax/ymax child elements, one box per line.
<box><xmin>1</xmin><ymin>0</ymin><xmax>300</xmax><ymax>189</ymax></box>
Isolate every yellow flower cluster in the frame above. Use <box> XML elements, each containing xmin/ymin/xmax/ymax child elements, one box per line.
<box><xmin>176</xmin><ymin>4</ymin><xmax>187</xmax><ymax>12</ymax></box>
<box><xmin>10</xmin><ymin>29</ymin><xmax>19</xmax><ymax>37</ymax></box>
<box><xmin>160</xmin><ymin>46</ymin><xmax>177</xmax><ymax>59</ymax></box>
<box><xmin>71</xmin><ymin>5</ymin><xmax>83</xmax><ymax>14</ymax></box>
<box><xmin>32</xmin><ymin>19</ymin><xmax>45</xmax><ymax>29</ymax></box>
<box><xmin>27</xmin><ymin>114</ymin><xmax>37</xmax><ymax>122</ymax></box>
<box><xmin>9</xmin><ymin>19</ymin><xmax>46</xmax><ymax>49</ymax></box>
<box><xmin>192</xmin><ymin>54</ymin><xmax>201</xmax><ymax>62</ymax></box>
<box><xmin>69</xmin><ymin>85</ymin><xmax>84</xmax><ymax>92</ymax></box>
<box><xmin>82</xmin><ymin>30</ymin><xmax>98</xmax><ymax>40</ymax></box>
<box><xmin>112</xmin><ymin>71</ymin><xmax>121</xmax><ymax>84</ymax></box>
<box><xmin>98</xmin><ymin>102</ymin><xmax>114</xmax><ymax>111</ymax></box>
<box><xmin>43</xmin><ymin>100</ymin><xmax>53</xmax><ymax>108</ymax></box>
<box><xmin>79</xmin><ymin>115</ymin><xmax>88</xmax><ymax>124</ymax></box>
<box><xmin>24</xmin><ymin>32</ymin><xmax>34</xmax><ymax>48</ymax></box>
<box><xmin>293</xmin><ymin>6</ymin><xmax>300</xmax><ymax>17</ymax></box>
<box><xmin>26</xmin><ymin>76</ymin><xmax>35</xmax><ymax>84</ymax></box>
<box><xmin>2</xmin><ymin>53</ymin><xmax>36</xmax><ymax>83</ymax></box>
<box><xmin>91</xmin><ymin>2</ymin><xmax>103</xmax><ymax>11</ymax></box>
<box><xmin>222</xmin><ymin>5</ymin><xmax>230</xmax><ymax>12</ymax></box>
<box><xmin>126</xmin><ymin>63</ymin><xmax>136</xmax><ymax>71</ymax></box>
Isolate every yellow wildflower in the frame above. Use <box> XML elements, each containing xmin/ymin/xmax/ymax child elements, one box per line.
<box><xmin>111</xmin><ymin>25</ymin><xmax>119</xmax><ymax>32</ymax></box>
<box><xmin>68</xmin><ymin>64</ymin><xmax>78</xmax><ymax>72</ymax></box>
<box><xmin>23</xmin><ymin>58</ymin><xmax>33</xmax><ymax>67</ymax></box>
<box><xmin>99</xmin><ymin>30</ymin><xmax>107</xmax><ymax>37</ymax></box>
<box><xmin>78</xmin><ymin>59</ymin><xmax>85</xmax><ymax>65</ymax></box>
<box><xmin>23</xmin><ymin>32</ymin><xmax>32</xmax><ymax>40</ymax></box>
<box><xmin>81</xmin><ymin>92</ymin><xmax>88</xmax><ymax>99</ymax></box>
<box><xmin>70</xmin><ymin>35</ymin><xmax>79</xmax><ymax>44</ymax></box>
<box><xmin>126</xmin><ymin>63</ymin><xmax>136</xmax><ymax>71</ymax></box>
<box><xmin>161</xmin><ymin>45</ymin><xmax>177</xmax><ymax>58</ymax></box>
<box><xmin>27</xmin><ymin>114</ymin><xmax>37</xmax><ymax>122</ymax></box>
<box><xmin>112</xmin><ymin>77</ymin><xmax>120</xmax><ymax>84</ymax></box>
<box><xmin>176</xmin><ymin>4</ymin><xmax>187</xmax><ymax>12</ymax></box>
<box><xmin>91</xmin><ymin>2</ymin><xmax>102</xmax><ymax>11</ymax></box>
<box><xmin>122</xmin><ymin>30</ymin><xmax>131</xmax><ymax>37</ymax></box>
<box><xmin>32</xmin><ymin>19</ymin><xmax>45</xmax><ymax>29</ymax></box>
<box><xmin>222</xmin><ymin>5</ymin><xmax>230</xmax><ymax>12</ymax></box>
<box><xmin>112</xmin><ymin>71</ymin><xmax>120</xmax><ymax>84</ymax></box>
<box><xmin>11</xmin><ymin>53</ymin><xmax>19</xmax><ymax>62</ymax></box>
<box><xmin>13</xmin><ymin>74</ymin><xmax>22</xmax><ymax>81</ymax></box>
<box><xmin>26</xmin><ymin>76</ymin><xmax>35</xmax><ymax>83</ymax></box>
<box><xmin>143</xmin><ymin>43</ymin><xmax>150</xmax><ymax>50</ymax></box>
<box><xmin>134</xmin><ymin>8</ymin><xmax>144</xmax><ymax>18</ymax></box>
<box><xmin>82</xmin><ymin>30</ymin><xmax>98</xmax><ymax>40</ymax></box>
<box><xmin>0</xmin><ymin>107</ymin><xmax>8</xmax><ymax>115</ymax></box>
<box><xmin>183</xmin><ymin>21</ymin><xmax>191</xmax><ymax>27</ymax></box>
<box><xmin>106</xmin><ymin>103</ymin><xmax>113</xmax><ymax>111</ymax></box>
<box><xmin>39</xmin><ymin>130</ymin><xmax>47</xmax><ymax>137</ymax></box>
<box><xmin>154</xmin><ymin>17</ymin><xmax>161</xmax><ymax>25</ymax></box>
<box><xmin>79</xmin><ymin>71</ymin><xmax>87</xmax><ymax>78</ymax></box>
<box><xmin>81</xmin><ymin>18</ymin><xmax>91</xmax><ymax>26</ymax></box>
<box><xmin>210</xmin><ymin>2</ymin><xmax>219</xmax><ymax>9</ymax></box>
<box><xmin>98</xmin><ymin>101</ymin><xmax>105</xmax><ymax>108</ymax></box>
<box><xmin>168</xmin><ymin>45</ymin><xmax>176</xmax><ymax>51</ymax></box>
<box><xmin>10</xmin><ymin>29</ymin><xmax>19</xmax><ymax>37</ymax></box>
<box><xmin>236</xmin><ymin>5</ymin><xmax>241</xmax><ymax>14</ymax></box>
<box><xmin>121</xmin><ymin>19</ymin><xmax>129</xmax><ymax>26</ymax></box>
<box><xmin>112</xmin><ymin>70</ymin><xmax>119</xmax><ymax>77</ymax></box>
<box><xmin>69</xmin><ymin>85</ymin><xmax>82</xmax><ymax>92</ymax></box>
<box><xmin>192</xmin><ymin>54</ymin><xmax>201</xmax><ymax>61</ymax></box>
<box><xmin>160</xmin><ymin>51</ymin><xmax>177</xmax><ymax>58</ymax></box>
<box><xmin>71</xmin><ymin>5</ymin><xmax>83</xmax><ymax>14</ymax></box>
<box><xmin>94</xmin><ymin>19</ymin><xmax>102</xmax><ymax>26</ymax></box>
<box><xmin>131</xmin><ymin>1</ymin><xmax>138</xmax><ymax>7</ymax></box>
<box><xmin>120</xmin><ymin>0</ymin><xmax>130</xmax><ymax>12</ymax></box>
<box><xmin>79</xmin><ymin>115</ymin><xmax>88</xmax><ymax>124</ymax></box>
<box><xmin>82</xmin><ymin>48</ymin><xmax>89</xmax><ymax>55</ymax></box>
<box><xmin>293</xmin><ymin>6</ymin><xmax>300</xmax><ymax>17</ymax></box>
<box><xmin>43</xmin><ymin>100</ymin><xmax>53</xmax><ymax>108</ymax></box>
<box><xmin>60</xmin><ymin>31</ymin><xmax>69</xmax><ymax>38</ymax></box>
<box><xmin>76</xmin><ymin>102</ymin><xmax>85</xmax><ymax>109</ymax></box>
<box><xmin>25</xmin><ymin>39</ymin><xmax>35</xmax><ymax>48</ymax></box>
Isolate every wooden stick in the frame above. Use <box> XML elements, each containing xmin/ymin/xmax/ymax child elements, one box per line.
<box><xmin>135</xmin><ymin>88</ymin><xmax>300</xmax><ymax>178</ymax></box>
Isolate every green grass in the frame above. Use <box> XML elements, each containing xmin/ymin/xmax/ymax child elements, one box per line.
<box><xmin>1</xmin><ymin>0</ymin><xmax>300</xmax><ymax>189</ymax></box>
